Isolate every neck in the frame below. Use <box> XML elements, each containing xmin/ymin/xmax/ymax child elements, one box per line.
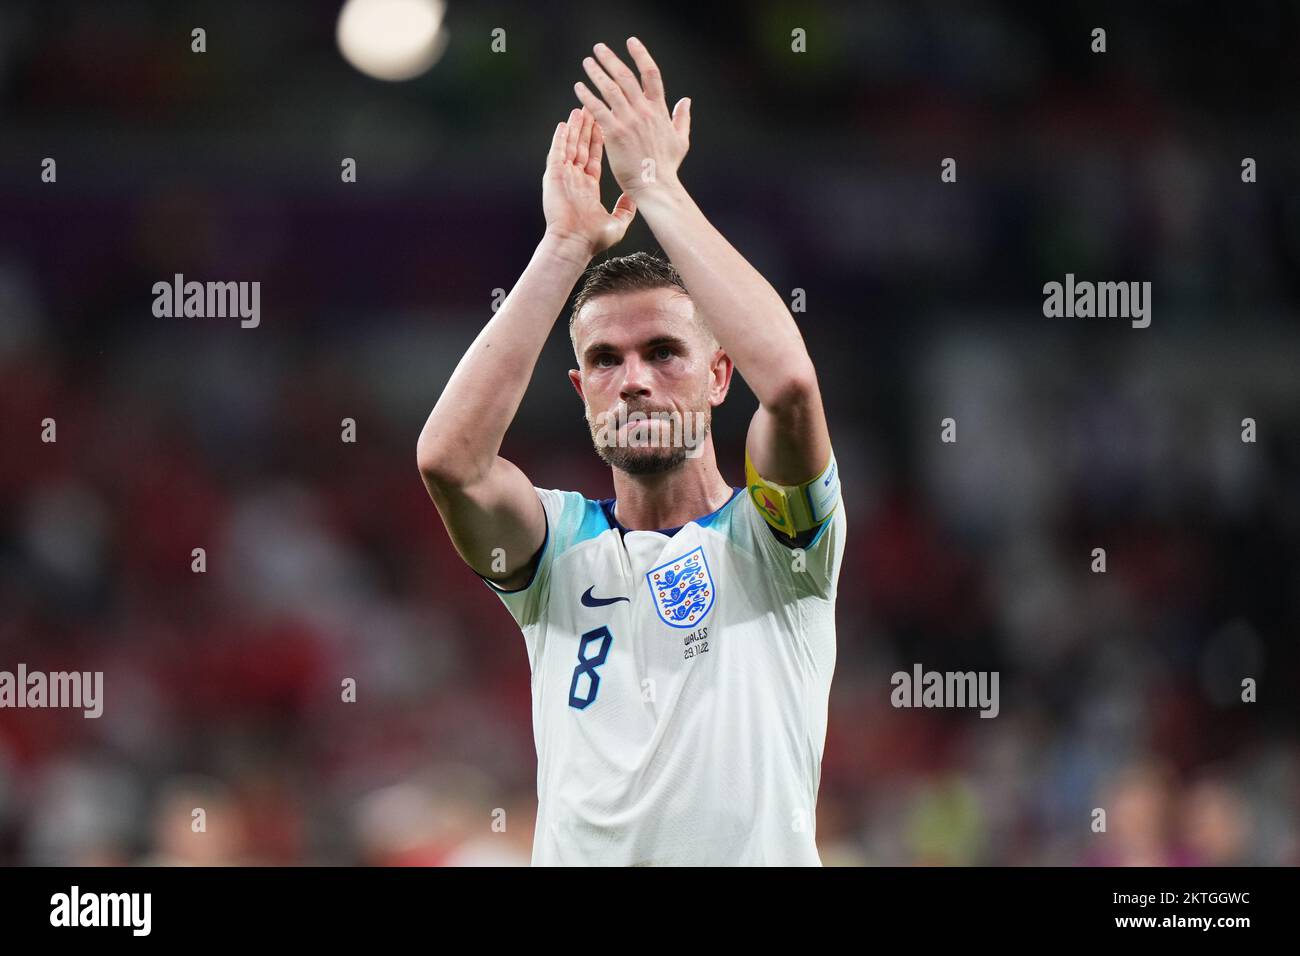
<box><xmin>609</xmin><ymin>439</ymin><xmax>734</xmax><ymax>530</ymax></box>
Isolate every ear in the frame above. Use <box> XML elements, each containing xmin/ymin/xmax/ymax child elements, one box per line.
<box><xmin>568</xmin><ymin>368</ymin><xmax>586</xmax><ymax>402</ymax></box>
<box><xmin>708</xmin><ymin>348</ymin><xmax>733</xmax><ymax>407</ymax></box>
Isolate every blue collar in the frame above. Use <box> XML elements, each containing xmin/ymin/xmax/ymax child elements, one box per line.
<box><xmin>599</xmin><ymin>487</ymin><xmax>743</xmax><ymax>537</ymax></box>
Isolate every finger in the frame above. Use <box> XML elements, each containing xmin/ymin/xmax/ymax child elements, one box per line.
<box><xmin>563</xmin><ymin>107</ymin><xmax>582</xmax><ymax>162</ymax></box>
<box><xmin>625</xmin><ymin>37</ymin><xmax>665</xmax><ymax>105</ymax></box>
<box><xmin>547</xmin><ymin>120</ymin><xmax>567</xmax><ymax>166</ymax></box>
<box><xmin>592</xmin><ymin>42</ymin><xmax>643</xmax><ymax>107</ymax></box>
<box><xmin>672</xmin><ymin>97</ymin><xmax>691</xmax><ymax>141</ymax></box>
<box><xmin>574</xmin><ymin>107</ymin><xmax>594</xmax><ymax>169</ymax></box>
<box><xmin>584</xmin><ymin>121</ymin><xmax>605</xmax><ymax>179</ymax></box>
<box><xmin>582</xmin><ymin>55</ymin><xmax>630</xmax><ymax>116</ymax></box>
<box><xmin>611</xmin><ymin>191</ymin><xmax>637</xmax><ymax>226</ymax></box>
<box><xmin>573</xmin><ymin>80</ymin><xmax>615</xmax><ymax>126</ymax></box>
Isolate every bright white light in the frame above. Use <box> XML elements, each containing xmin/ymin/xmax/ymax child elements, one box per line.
<box><xmin>337</xmin><ymin>0</ymin><xmax>448</xmax><ymax>82</ymax></box>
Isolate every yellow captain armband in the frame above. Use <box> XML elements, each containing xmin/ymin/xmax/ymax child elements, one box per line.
<box><xmin>744</xmin><ymin>450</ymin><xmax>841</xmax><ymax>536</ymax></box>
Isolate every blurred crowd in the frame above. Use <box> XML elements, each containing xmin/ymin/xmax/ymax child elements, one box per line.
<box><xmin>0</xmin><ymin>0</ymin><xmax>1298</xmax><ymax>864</ymax></box>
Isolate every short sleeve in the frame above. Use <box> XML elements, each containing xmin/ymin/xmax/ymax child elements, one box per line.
<box><xmin>481</xmin><ymin>487</ymin><xmax>606</xmax><ymax>628</ymax></box>
<box><xmin>481</xmin><ymin>487</ymin><xmax>569</xmax><ymax>629</ymax></box>
<box><xmin>742</xmin><ymin>489</ymin><xmax>847</xmax><ymax>599</ymax></box>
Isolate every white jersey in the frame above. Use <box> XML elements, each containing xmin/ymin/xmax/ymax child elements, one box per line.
<box><xmin>485</xmin><ymin>482</ymin><xmax>845</xmax><ymax>866</ymax></box>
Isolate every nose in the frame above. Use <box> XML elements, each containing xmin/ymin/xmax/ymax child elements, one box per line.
<box><xmin>618</xmin><ymin>354</ymin><xmax>652</xmax><ymax>402</ymax></box>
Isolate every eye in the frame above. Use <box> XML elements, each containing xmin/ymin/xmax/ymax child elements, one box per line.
<box><xmin>651</xmin><ymin>346</ymin><xmax>674</xmax><ymax>361</ymax></box>
<box><xmin>594</xmin><ymin>353</ymin><xmax>617</xmax><ymax>368</ymax></box>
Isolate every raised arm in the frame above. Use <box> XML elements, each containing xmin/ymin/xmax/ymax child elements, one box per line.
<box><xmin>573</xmin><ymin>38</ymin><xmax>830</xmax><ymax>488</ymax></box>
<box><xmin>417</xmin><ymin>108</ymin><xmax>636</xmax><ymax>587</ymax></box>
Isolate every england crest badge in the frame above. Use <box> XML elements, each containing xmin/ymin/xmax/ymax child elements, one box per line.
<box><xmin>646</xmin><ymin>546</ymin><xmax>715</xmax><ymax>628</ymax></box>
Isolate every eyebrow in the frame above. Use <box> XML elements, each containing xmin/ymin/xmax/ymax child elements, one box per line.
<box><xmin>582</xmin><ymin>335</ymin><xmax>688</xmax><ymax>363</ymax></box>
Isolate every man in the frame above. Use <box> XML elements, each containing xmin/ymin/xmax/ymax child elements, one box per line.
<box><xmin>417</xmin><ymin>37</ymin><xmax>844</xmax><ymax>865</ymax></box>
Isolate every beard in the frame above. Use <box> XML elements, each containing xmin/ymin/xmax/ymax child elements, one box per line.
<box><xmin>602</xmin><ymin>443</ymin><xmax>691</xmax><ymax>475</ymax></box>
<box><xmin>586</xmin><ymin>398</ymin><xmax>712</xmax><ymax>475</ymax></box>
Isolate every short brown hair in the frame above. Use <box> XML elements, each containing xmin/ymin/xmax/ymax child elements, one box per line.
<box><xmin>569</xmin><ymin>251</ymin><xmax>689</xmax><ymax>339</ymax></box>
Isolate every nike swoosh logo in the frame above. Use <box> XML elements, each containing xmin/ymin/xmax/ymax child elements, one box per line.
<box><xmin>581</xmin><ymin>586</ymin><xmax>630</xmax><ymax>608</ymax></box>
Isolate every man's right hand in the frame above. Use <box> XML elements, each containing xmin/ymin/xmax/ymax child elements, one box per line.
<box><xmin>542</xmin><ymin>107</ymin><xmax>637</xmax><ymax>258</ymax></box>
<box><xmin>419</xmin><ymin>111</ymin><xmax>624</xmax><ymax>589</ymax></box>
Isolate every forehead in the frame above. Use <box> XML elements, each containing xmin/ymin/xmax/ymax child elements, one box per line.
<box><xmin>572</xmin><ymin>287</ymin><xmax>697</xmax><ymax>350</ymax></box>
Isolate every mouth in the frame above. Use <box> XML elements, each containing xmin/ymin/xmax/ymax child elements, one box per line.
<box><xmin>616</xmin><ymin>406</ymin><xmax>675</xmax><ymax>445</ymax></box>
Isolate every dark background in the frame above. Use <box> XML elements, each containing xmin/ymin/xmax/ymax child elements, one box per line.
<box><xmin>0</xmin><ymin>0</ymin><xmax>1296</xmax><ymax>864</ymax></box>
